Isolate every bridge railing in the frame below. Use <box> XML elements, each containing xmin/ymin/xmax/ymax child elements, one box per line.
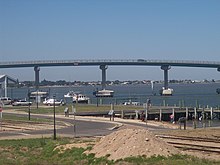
<box><xmin>0</xmin><ymin>59</ymin><xmax>220</xmax><ymax>68</ymax></box>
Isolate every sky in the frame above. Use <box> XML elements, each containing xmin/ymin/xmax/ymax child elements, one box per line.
<box><xmin>0</xmin><ymin>0</ymin><xmax>220</xmax><ymax>81</ymax></box>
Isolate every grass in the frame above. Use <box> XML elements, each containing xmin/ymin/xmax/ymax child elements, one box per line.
<box><xmin>0</xmin><ymin>137</ymin><xmax>219</xmax><ymax>165</ymax></box>
<box><xmin>2</xmin><ymin>113</ymin><xmax>52</xmax><ymax>123</ymax></box>
<box><xmin>5</xmin><ymin>103</ymin><xmax>143</xmax><ymax>114</ymax></box>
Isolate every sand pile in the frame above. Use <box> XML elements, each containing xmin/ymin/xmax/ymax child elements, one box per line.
<box><xmin>87</xmin><ymin>128</ymin><xmax>179</xmax><ymax>160</ymax></box>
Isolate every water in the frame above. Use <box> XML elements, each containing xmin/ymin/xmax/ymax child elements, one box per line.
<box><xmin>2</xmin><ymin>82</ymin><xmax>220</xmax><ymax>108</ymax></box>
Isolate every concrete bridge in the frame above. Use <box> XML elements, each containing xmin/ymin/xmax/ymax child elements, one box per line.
<box><xmin>1</xmin><ymin>59</ymin><xmax>220</xmax><ymax>91</ymax></box>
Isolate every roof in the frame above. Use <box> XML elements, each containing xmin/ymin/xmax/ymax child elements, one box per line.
<box><xmin>0</xmin><ymin>75</ymin><xmax>17</xmax><ymax>83</ymax></box>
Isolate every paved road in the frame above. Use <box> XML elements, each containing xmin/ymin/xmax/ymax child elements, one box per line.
<box><xmin>0</xmin><ymin>112</ymin><xmax>170</xmax><ymax>139</ymax></box>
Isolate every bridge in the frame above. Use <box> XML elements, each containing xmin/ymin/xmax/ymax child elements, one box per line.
<box><xmin>1</xmin><ymin>59</ymin><xmax>220</xmax><ymax>93</ymax></box>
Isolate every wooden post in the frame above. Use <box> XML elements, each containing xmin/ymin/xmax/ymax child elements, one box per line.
<box><xmin>135</xmin><ymin>110</ymin><xmax>139</xmax><ymax>120</ymax></box>
<box><xmin>121</xmin><ymin>110</ymin><xmax>124</xmax><ymax>119</ymax></box>
<box><xmin>210</xmin><ymin>107</ymin><xmax>213</xmax><ymax>120</ymax></box>
<box><xmin>202</xmin><ymin>108</ymin><xmax>205</xmax><ymax>128</ymax></box>
<box><xmin>194</xmin><ymin>107</ymin><xmax>197</xmax><ymax>120</ymax></box>
<box><xmin>172</xmin><ymin>108</ymin><xmax>175</xmax><ymax>122</ymax></box>
<box><xmin>185</xmin><ymin>107</ymin><xmax>188</xmax><ymax>120</ymax></box>
<box><xmin>159</xmin><ymin>109</ymin><xmax>162</xmax><ymax>121</ymax></box>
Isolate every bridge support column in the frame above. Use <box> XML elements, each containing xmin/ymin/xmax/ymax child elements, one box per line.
<box><xmin>34</xmin><ymin>66</ymin><xmax>40</xmax><ymax>108</ymax></box>
<box><xmin>161</xmin><ymin>65</ymin><xmax>171</xmax><ymax>89</ymax></box>
<box><xmin>34</xmin><ymin>66</ymin><xmax>40</xmax><ymax>90</ymax></box>
<box><xmin>100</xmin><ymin>65</ymin><xmax>108</xmax><ymax>90</ymax></box>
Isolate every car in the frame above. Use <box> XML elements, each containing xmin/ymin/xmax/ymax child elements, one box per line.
<box><xmin>43</xmin><ymin>98</ymin><xmax>64</xmax><ymax>106</ymax></box>
<box><xmin>0</xmin><ymin>97</ymin><xmax>12</xmax><ymax>105</ymax></box>
<box><xmin>12</xmin><ymin>99</ymin><xmax>32</xmax><ymax>106</ymax></box>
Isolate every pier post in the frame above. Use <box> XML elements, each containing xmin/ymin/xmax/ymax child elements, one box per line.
<box><xmin>202</xmin><ymin>108</ymin><xmax>206</xmax><ymax>128</ymax></box>
<box><xmin>159</xmin><ymin>109</ymin><xmax>162</xmax><ymax>121</ymax></box>
<box><xmin>185</xmin><ymin>107</ymin><xmax>188</xmax><ymax>120</ymax></box>
<box><xmin>172</xmin><ymin>108</ymin><xmax>175</xmax><ymax>122</ymax></box>
<box><xmin>135</xmin><ymin>110</ymin><xmax>139</xmax><ymax>120</ymax></box>
<box><xmin>194</xmin><ymin>107</ymin><xmax>197</xmax><ymax>120</ymax></box>
<box><xmin>210</xmin><ymin>107</ymin><xmax>213</xmax><ymax>120</ymax></box>
<box><xmin>100</xmin><ymin>65</ymin><xmax>108</xmax><ymax>90</ymax></box>
<box><xmin>121</xmin><ymin>110</ymin><xmax>124</xmax><ymax>119</ymax></box>
<box><xmin>161</xmin><ymin>65</ymin><xmax>171</xmax><ymax>89</ymax></box>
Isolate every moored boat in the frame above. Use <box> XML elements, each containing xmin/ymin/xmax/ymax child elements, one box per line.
<box><xmin>64</xmin><ymin>91</ymin><xmax>90</xmax><ymax>103</ymax></box>
<box><xmin>159</xmin><ymin>87</ymin><xmax>173</xmax><ymax>96</ymax></box>
<box><xmin>29</xmin><ymin>91</ymin><xmax>49</xmax><ymax>99</ymax></box>
<box><xmin>93</xmin><ymin>89</ymin><xmax>114</xmax><ymax>97</ymax></box>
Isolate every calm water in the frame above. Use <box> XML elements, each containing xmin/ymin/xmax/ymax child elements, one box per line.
<box><xmin>2</xmin><ymin>82</ymin><xmax>220</xmax><ymax>108</ymax></box>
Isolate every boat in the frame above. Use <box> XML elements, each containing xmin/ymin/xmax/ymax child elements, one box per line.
<box><xmin>64</xmin><ymin>91</ymin><xmax>75</xmax><ymax>98</ymax></box>
<box><xmin>43</xmin><ymin>98</ymin><xmax>64</xmax><ymax>106</ymax></box>
<box><xmin>159</xmin><ymin>87</ymin><xmax>173</xmax><ymax>96</ymax></box>
<box><xmin>64</xmin><ymin>91</ymin><xmax>90</xmax><ymax>103</ymax></box>
<box><xmin>93</xmin><ymin>89</ymin><xmax>114</xmax><ymax>97</ymax></box>
<box><xmin>123</xmin><ymin>101</ymin><xmax>140</xmax><ymax>106</ymax></box>
<box><xmin>29</xmin><ymin>91</ymin><xmax>49</xmax><ymax>99</ymax></box>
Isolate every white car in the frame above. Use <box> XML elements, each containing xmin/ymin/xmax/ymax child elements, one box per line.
<box><xmin>12</xmin><ymin>99</ymin><xmax>32</xmax><ymax>106</ymax></box>
<box><xmin>0</xmin><ymin>97</ymin><xmax>12</xmax><ymax>105</ymax></box>
<box><xmin>43</xmin><ymin>98</ymin><xmax>64</xmax><ymax>106</ymax></box>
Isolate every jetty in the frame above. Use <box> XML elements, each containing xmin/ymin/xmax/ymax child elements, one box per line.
<box><xmin>73</xmin><ymin>105</ymin><xmax>220</xmax><ymax>122</ymax></box>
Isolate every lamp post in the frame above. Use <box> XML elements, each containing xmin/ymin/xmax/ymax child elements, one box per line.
<box><xmin>53</xmin><ymin>94</ymin><xmax>56</xmax><ymax>140</ymax></box>
<box><xmin>28</xmin><ymin>89</ymin><xmax>31</xmax><ymax>120</ymax></box>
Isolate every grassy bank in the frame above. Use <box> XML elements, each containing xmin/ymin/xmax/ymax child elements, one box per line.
<box><xmin>5</xmin><ymin>104</ymin><xmax>143</xmax><ymax>114</ymax></box>
<box><xmin>0</xmin><ymin>137</ymin><xmax>219</xmax><ymax>165</ymax></box>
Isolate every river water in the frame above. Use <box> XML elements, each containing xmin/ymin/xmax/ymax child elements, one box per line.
<box><xmin>3</xmin><ymin>82</ymin><xmax>220</xmax><ymax>108</ymax></box>
<box><xmin>2</xmin><ymin>82</ymin><xmax>220</xmax><ymax>128</ymax></box>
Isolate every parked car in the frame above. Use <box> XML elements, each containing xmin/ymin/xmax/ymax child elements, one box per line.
<box><xmin>12</xmin><ymin>99</ymin><xmax>32</xmax><ymax>106</ymax></box>
<box><xmin>43</xmin><ymin>98</ymin><xmax>64</xmax><ymax>106</ymax></box>
<box><xmin>0</xmin><ymin>97</ymin><xmax>12</xmax><ymax>105</ymax></box>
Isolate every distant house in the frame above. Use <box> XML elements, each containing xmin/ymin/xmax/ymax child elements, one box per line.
<box><xmin>0</xmin><ymin>75</ymin><xmax>18</xmax><ymax>97</ymax></box>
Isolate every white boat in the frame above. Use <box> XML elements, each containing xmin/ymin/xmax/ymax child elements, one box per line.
<box><xmin>64</xmin><ymin>91</ymin><xmax>90</xmax><ymax>103</ymax></box>
<box><xmin>43</xmin><ymin>98</ymin><xmax>64</xmax><ymax>106</ymax></box>
<box><xmin>123</xmin><ymin>101</ymin><xmax>140</xmax><ymax>106</ymax></box>
<box><xmin>29</xmin><ymin>91</ymin><xmax>48</xmax><ymax>99</ymax></box>
<box><xmin>64</xmin><ymin>91</ymin><xmax>75</xmax><ymax>98</ymax></box>
<box><xmin>93</xmin><ymin>89</ymin><xmax>114</xmax><ymax>97</ymax></box>
<box><xmin>159</xmin><ymin>87</ymin><xmax>173</xmax><ymax>96</ymax></box>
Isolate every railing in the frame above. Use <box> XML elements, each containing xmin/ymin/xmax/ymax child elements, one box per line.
<box><xmin>0</xmin><ymin>59</ymin><xmax>220</xmax><ymax>68</ymax></box>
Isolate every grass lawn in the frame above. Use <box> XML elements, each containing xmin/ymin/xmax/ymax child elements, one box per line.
<box><xmin>0</xmin><ymin>137</ymin><xmax>219</xmax><ymax>165</ymax></box>
<box><xmin>5</xmin><ymin>103</ymin><xmax>143</xmax><ymax>114</ymax></box>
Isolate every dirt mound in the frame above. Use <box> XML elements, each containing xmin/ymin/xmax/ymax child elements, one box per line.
<box><xmin>87</xmin><ymin>128</ymin><xmax>179</xmax><ymax>160</ymax></box>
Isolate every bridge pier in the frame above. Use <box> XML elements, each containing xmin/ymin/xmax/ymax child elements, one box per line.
<box><xmin>34</xmin><ymin>66</ymin><xmax>40</xmax><ymax>90</ymax></box>
<box><xmin>100</xmin><ymin>65</ymin><xmax>108</xmax><ymax>90</ymax></box>
<box><xmin>161</xmin><ymin>65</ymin><xmax>171</xmax><ymax>89</ymax></box>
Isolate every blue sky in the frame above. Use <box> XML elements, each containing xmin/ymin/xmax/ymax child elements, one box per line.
<box><xmin>0</xmin><ymin>0</ymin><xmax>220</xmax><ymax>81</ymax></box>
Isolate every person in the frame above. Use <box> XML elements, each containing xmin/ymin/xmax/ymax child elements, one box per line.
<box><xmin>64</xmin><ymin>107</ymin><xmax>69</xmax><ymax>117</ymax></box>
<box><xmin>170</xmin><ymin>114</ymin><xmax>174</xmax><ymax>123</ymax></box>
<box><xmin>147</xmin><ymin>98</ymin><xmax>151</xmax><ymax>107</ymax></box>
<box><xmin>140</xmin><ymin>111</ymin><xmax>145</xmax><ymax>121</ymax></box>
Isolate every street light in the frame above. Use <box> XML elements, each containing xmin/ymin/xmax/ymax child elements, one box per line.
<box><xmin>53</xmin><ymin>94</ymin><xmax>56</xmax><ymax>140</ymax></box>
<box><xmin>28</xmin><ymin>89</ymin><xmax>31</xmax><ymax>120</ymax></box>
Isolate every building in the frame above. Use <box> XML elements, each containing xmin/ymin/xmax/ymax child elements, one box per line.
<box><xmin>0</xmin><ymin>75</ymin><xmax>18</xmax><ymax>97</ymax></box>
